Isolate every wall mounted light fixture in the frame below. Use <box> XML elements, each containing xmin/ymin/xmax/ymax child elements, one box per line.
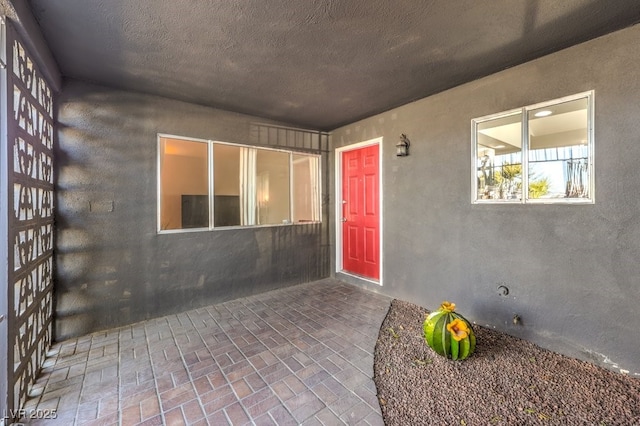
<box><xmin>396</xmin><ymin>134</ymin><xmax>410</xmax><ymax>157</ymax></box>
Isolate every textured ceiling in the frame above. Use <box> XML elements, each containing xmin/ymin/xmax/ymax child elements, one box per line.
<box><xmin>26</xmin><ymin>0</ymin><xmax>640</xmax><ymax>131</ymax></box>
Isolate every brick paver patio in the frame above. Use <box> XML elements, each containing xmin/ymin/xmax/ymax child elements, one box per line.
<box><xmin>18</xmin><ymin>279</ymin><xmax>391</xmax><ymax>425</ymax></box>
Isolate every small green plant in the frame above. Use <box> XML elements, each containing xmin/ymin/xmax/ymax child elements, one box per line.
<box><xmin>423</xmin><ymin>301</ymin><xmax>476</xmax><ymax>360</ymax></box>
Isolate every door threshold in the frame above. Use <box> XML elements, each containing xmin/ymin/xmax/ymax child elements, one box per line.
<box><xmin>338</xmin><ymin>270</ymin><xmax>381</xmax><ymax>286</ymax></box>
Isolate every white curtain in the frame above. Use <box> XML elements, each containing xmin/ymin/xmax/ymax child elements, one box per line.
<box><xmin>309</xmin><ymin>156</ymin><xmax>320</xmax><ymax>222</ymax></box>
<box><xmin>240</xmin><ymin>147</ymin><xmax>257</xmax><ymax>225</ymax></box>
<box><xmin>257</xmin><ymin>172</ymin><xmax>270</xmax><ymax>225</ymax></box>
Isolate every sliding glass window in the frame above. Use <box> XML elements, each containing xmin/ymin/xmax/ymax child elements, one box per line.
<box><xmin>472</xmin><ymin>91</ymin><xmax>594</xmax><ymax>204</ymax></box>
<box><xmin>159</xmin><ymin>135</ymin><xmax>321</xmax><ymax>232</ymax></box>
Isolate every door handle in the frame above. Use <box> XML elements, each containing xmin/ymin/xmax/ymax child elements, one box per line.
<box><xmin>0</xmin><ymin>314</ymin><xmax>5</xmax><ymax>323</ymax></box>
<box><xmin>341</xmin><ymin>217</ymin><xmax>347</xmax><ymax>222</ymax></box>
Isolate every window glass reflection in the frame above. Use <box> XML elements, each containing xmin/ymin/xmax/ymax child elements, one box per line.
<box><xmin>292</xmin><ymin>155</ymin><xmax>320</xmax><ymax>222</ymax></box>
<box><xmin>476</xmin><ymin>112</ymin><xmax>523</xmax><ymax>200</ymax></box>
<box><xmin>213</xmin><ymin>144</ymin><xmax>241</xmax><ymax>227</ymax></box>
<box><xmin>159</xmin><ymin>136</ymin><xmax>322</xmax><ymax>232</ymax></box>
<box><xmin>528</xmin><ymin>98</ymin><xmax>589</xmax><ymax>199</ymax></box>
<box><xmin>160</xmin><ymin>138</ymin><xmax>209</xmax><ymax>230</ymax></box>
<box><xmin>473</xmin><ymin>92</ymin><xmax>592</xmax><ymax>204</ymax></box>
<box><xmin>256</xmin><ymin>150</ymin><xmax>291</xmax><ymax>225</ymax></box>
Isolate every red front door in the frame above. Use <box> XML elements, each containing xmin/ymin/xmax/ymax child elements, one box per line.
<box><xmin>342</xmin><ymin>144</ymin><xmax>380</xmax><ymax>280</ymax></box>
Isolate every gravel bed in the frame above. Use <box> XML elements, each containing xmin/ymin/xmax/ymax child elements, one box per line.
<box><xmin>373</xmin><ymin>299</ymin><xmax>640</xmax><ymax>426</ymax></box>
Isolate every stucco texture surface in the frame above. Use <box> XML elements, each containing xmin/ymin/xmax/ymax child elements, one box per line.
<box><xmin>28</xmin><ymin>0</ymin><xmax>640</xmax><ymax>130</ymax></box>
<box><xmin>330</xmin><ymin>24</ymin><xmax>640</xmax><ymax>375</ymax></box>
<box><xmin>54</xmin><ymin>81</ymin><xmax>330</xmax><ymax>340</ymax></box>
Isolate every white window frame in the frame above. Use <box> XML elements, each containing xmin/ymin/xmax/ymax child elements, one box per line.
<box><xmin>157</xmin><ymin>134</ymin><xmax>322</xmax><ymax>233</ymax></box>
<box><xmin>471</xmin><ymin>91</ymin><xmax>594</xmax><ymax>204</ymax></box>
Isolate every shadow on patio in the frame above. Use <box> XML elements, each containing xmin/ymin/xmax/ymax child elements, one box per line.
<box><xmin>19</xmin><ymin>279</ymin><xmax>391</xmax><ymax>425</ymax></box>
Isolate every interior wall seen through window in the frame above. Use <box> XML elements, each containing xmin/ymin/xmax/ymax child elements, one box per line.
<box><xmin>160</xmin><ymin>138</ymin><xmax>209</xmax><ymax>230</ymax></box>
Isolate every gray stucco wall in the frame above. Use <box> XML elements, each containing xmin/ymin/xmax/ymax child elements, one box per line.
<box><xmin>55</xmin><ymin>80</ymin><xmax>330</xmax><ymax>340</ymax></box>
<box><xmin>330</xmin><ymin>24</ymin><xmax>640</xmax><ymax>376</ymax></box>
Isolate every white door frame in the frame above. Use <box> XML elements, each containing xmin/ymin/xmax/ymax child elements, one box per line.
<box><xmin>335</xmin><ymin>137</ymin><xmax>383</xmax><ymax>286</ymax></box>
